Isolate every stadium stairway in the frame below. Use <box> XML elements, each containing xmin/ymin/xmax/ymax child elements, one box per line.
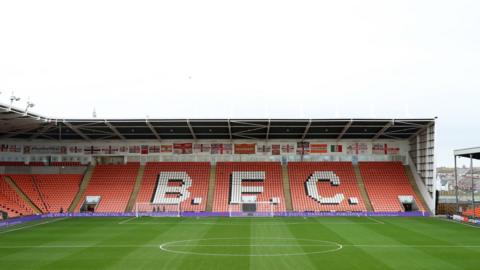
<box><xmin>3</xmin><ymin>175</ymin><xmax>42</xmax><ymax>214</ymax></box>
<box><xmin>353</xmin><ymin>165</ymin><xmax>374</xmax><ymax>212</ymax></box>
<box><xmin>206</xmin><ymin>164</ymin><xmax>216</xmax><ymax>212</ymax></box>
<box><xmin>68</xmin><ymin>165</ymin><xmax>95</xmax><ymax>212</ymax></box>
<box><xmin>281</xmin><ymin>164</ymin><xmax>293</xmax><ymax>211</ymax></box>
<box><xmin>125</xmin><ymin>164</ymin><xmax>146</xmax><ymax>212</ymax></box>
<box><xmin>32</xmin><ymin>176</ymin><xmax>49</xmax><ymax>212</ymax></box>
<box><xmin>404</xmin><ymin>165</ymin><xmax>431</xmax><ymax>214</ymax></box>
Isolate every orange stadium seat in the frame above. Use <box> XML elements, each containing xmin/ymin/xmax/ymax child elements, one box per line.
<box><xmin>135</xmin><ymin>162</ymin><xmax>210</xmax><ymax>212</ymax></box>
<box><xmin>35</xmin><ymin>175</ymin><xmax>82</xmax><ymax>213</ymax></box>
<box><xmin>76</xmin><ymin>163</ymin><xmax>140</xmax><ymax>213</ymax></box>
<box><xmin>359</xmin><ymin>162</ymin><xmax>425</xmax><ymax>212</ymax></box>
<box><xmin>9</xmin><ymin>175</ymin><xmax>48</xmax><ymax>213</ymax></box>
<box><xmin>212</xmin><ymin>162</ymin><xmax>286</xmax><ymax>212</ymax></box>
<box><xmin>462</xmin><ymin>208</ymin><xmax>480</xmax><ymax>217</ymax></box>
<box><xmin>0</xmin><ymin>176</ymin><xmax>35</xmax><ymax>217</ymax></box>
<box><xmin>10</xmin><ymin>174</ymin><xmax>82</xmax><ymax>213</ymax></box>
<box><xmin>288</xmin><ymin>162</ymin><xmax>367</xmax><ymax>212</ymax></box>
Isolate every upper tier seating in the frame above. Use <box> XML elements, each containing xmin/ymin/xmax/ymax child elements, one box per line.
<box><xmin>359</xmin><ymin>162</ymin><xmax>425</xmax><ymax>212</ymax></box>
<box><xmin>76</xmin><ymin>163</ymin><xmax>140</xmax><ymax>213</ymax></box>
<box><xmin>0</xmin><ymin>176</ymin><xmax>34</xmax><ymax>217</ymax></box>
<box><xmin>288</xmin><ymin>162</ymin><xmax>367</xmax><ymax>212</ymax></box>
<box><xmin>212</xmin><ymin>162</ymin><xmax>286</xmax><ymax>212</ymax></box>
<box><xmin>135</xmin><ymin>162</ymin><xmax>210</xmax><ymax>212</ymax></box>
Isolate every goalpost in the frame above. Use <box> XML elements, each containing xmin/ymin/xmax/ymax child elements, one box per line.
<box><xmin>135</xmin><ymin>202</ymin><xmax>181</xmax><ymax>218</ymax></box>
<box><xmin>228</xmin><ymin>201</ymin><xmax>278</xmax><ymax>217</ymax></box>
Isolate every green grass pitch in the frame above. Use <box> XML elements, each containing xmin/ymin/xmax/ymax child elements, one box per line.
<box><xmin>0</xmin><ymin>216</ymin><xmax>479</xmax><ymax>270</ymax></box>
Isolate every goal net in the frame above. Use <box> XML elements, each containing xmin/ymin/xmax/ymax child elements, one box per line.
<box><xmin>135</xmin><ymin>202</ymin><xmax>181</xmax><ymax>217</ymax></box>
<box><xmin>228</xmin><ymin>201</ymin><xmax>278</xmax><ymax>217</ymax></box>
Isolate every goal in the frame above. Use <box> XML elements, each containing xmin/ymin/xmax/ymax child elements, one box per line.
<box><xmin>135</xmin><ymin>202</ymin><xmax>181</xmax><ymax>218</ymax></box>
<box><xmin>228</xmin><ymin>201</ymin><xmax>278</xmax><ymax>217</ymax></box>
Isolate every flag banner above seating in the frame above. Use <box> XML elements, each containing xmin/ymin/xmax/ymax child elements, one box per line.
<box><xmin>346</xmin><ymin>143</ymin><xmax>368</xmax><ymax>155</ymax></box>
<box><xmin>1</xmin><ymin>144</ymin><xmax>22</xmax><ymax>153</ymax></box>
<box><xmin>118</xmin><ymin>146</ymin><xmax>128</xmax><ymax>153</ymax></box>
<box><xmin>234</xmin><ymin>144</ymin><xmax>256</xmax><ymax>154</ymax></box>
<box><xmin>310</xmin><ymin>144</ymin><xmax>328</xmax><ymax>154</ymax></box>
<box><xmin>257</xmin><ymin>144</ymin><xmax>271</xmax><ymax>154</ymax></box>
<box><xmin>271</xmin><ymin>144</ymin><xmax>281</xmax><ymax>155</ymax></box>
<box><xmin>141</xmin><ymin>145</ymin><xmax>149</xmax><ymax>155</ymax></box>
<box><xmin>194</xmin><ymin>144</ymin><xmax>211</xmax><ymax>153</ymax></box>
<box><xmin>148</xmin><ymin>145</ymin><xmax>160</xmax><ymax>153</ymax></box>
<box><xmin>161</xmin><ymin>145</ymin><xmax>172</xmax><ymax>153</ymax></box>
<box><xmin>387</xmin><ymin>145</ymin><xmax>400</xmax><ymax>155</ymax></box>
<box><xmin>211</xmin><ymin>143</ymin><xmax>232</xmax><ymax>154</ymax></box>
<box><xmin>173</xmin><ymin>143</ymin><xmax>193</xmax><ymax>154</ymax></box>
<box><xmin>84</xmin><ymin>146</ymin><xmax>100</xmax><ymax>155</ymax></box>
<box><xmin>23</xmin><ymin>145</ymin><xmax>66</xmax><ymax>154</ymax></box>
<box><xmin>129</xmin><ymin>145</ymin><xmax>140</xmax><ymax>154</ymax></box>
<box><xmin>330</xmin><ymin>144</ymin><xmax>343</xmax><ymax>153</ymax></box>
<box><xmin>372</xmin><ymin>143</ymin><xmax>386</xmax><ymax>155</ymax></box>
<box><xmin>372</xmin><ymin>143</ymin><xmax>401</xmax><ymax>155</ymax></box>
<box><xmin>281</xmin><ymin>144</ymin><xmax>295</xmax><ymax>153</ymax></box>
<box><xmin>68</xmin><ymin>146</ymin><xmax>83</xmax><ymax>154</ymax></box>
<box><xmin>296</xmin><ymin>142</ymin><xmax>310</xmax><ymax>155</ymax></box>
<box><xmin>102</xmin><ymin>146</ymin><xmax>118</xmax><ymax>155</ymax></box>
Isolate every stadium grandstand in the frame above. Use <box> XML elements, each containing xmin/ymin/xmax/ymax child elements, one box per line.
<box><xmin>0</xmin><ymin>103</ymin><xmax>436</xmax><ymax>217</ymax></box>
<box><xmin>3</xmin><ymin>101</ymin><xmax>480</xmax><ymax>270</ymax></box>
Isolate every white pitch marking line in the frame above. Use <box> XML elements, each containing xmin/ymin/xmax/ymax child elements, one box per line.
<box><xmin>0</xmin><ymin>217</ymin><xmax>67</xmax><ymax>235</ymax></box>
<box><xmin>365</xmin><ymin>216</ymin><xmax>385</xmax><ymax>224</ymax></box>
<box><xmin>120</xmin><ymin>221</ymin><xmax>383</xmax><ymax>226</ymax></box>
<box><xmin>118</xmin><ymin>217</ymin><xmax>137</xmax><ymax>224</ymax></box>
<box><xmin>345</xmin><ymin>244</ymin><xmax>480</xmax><ymax>248</ymax></box>
<box><xmin>0</xmin><ymin>243</ymin><xmax>479</xmax><ymax>249</ymax></box>
<box><xmin>159</xmin><ymin>238</ymin><xmax>343</xmax><ymax>257</ymax></box>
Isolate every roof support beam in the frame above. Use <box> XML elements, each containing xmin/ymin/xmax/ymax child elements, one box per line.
<box><xmin>29</xmin><ymin>123</ymin><xmax>56</xmax><ymax>140</ymax></box>
<box><xmin>373</xmin><ymin>121</ymin><xmax>394</xmax><ymax>140</ymax></box>
<box><xmin>63</xmin><ymin>120</ymin><xmax>91</xmax><ymax>141</ymax></box>
<box><xmin>1</xmin><ymin>126</ymin><xmax>43</xmax><ymax>139</ymax></box>
<box><xmin>227</xmin><ymin>119</ymin><xmax>232</xmax><ymax>140</ymax></box>
<box><xmin>186</xmin><ymin>119</ymin><xmax>196</xmax><ymax>140</ymax></box>
<box><xmin>337</xmin><ymin>120</ymin><xmax>353</xmax><ymax>141</ymax></box>
<box><xmin>104</xmin><ymin>120</ymin><xmax>126</xmax><ymax>140</ymax></box>
<box><xmin>266</xmin><ymin>119</ymin><xmax>271</xmax><ymax>140</ymax></box>
<box><xmin>146</xmin><ymin>120</ymin><xmax>161</xmax><ymax>141</ymax></box>
<box><xmin>301</xmin><ymin>119</ymin><xmax>312</xmax><ymax>141</ymax></box>
<box><xmin>408</xmin><ymin>122</ymin><xmax>435</xmax><ymax>140</ymax></box>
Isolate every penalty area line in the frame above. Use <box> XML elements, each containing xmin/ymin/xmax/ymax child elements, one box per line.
<box><xmin>118</xmin><ymin>217</ymin><xmax>137</xmax><ymax>224</ymax></box>
<box><xmin>365</xmin><ymin>216</ymin><xmax>385</xmax><ymax>224</ymax></box>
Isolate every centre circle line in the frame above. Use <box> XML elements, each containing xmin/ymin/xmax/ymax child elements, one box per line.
<box><xmin>159</xmin><ymin>237</ymin><xmax>343</xmax><ymax>257</ymax></box>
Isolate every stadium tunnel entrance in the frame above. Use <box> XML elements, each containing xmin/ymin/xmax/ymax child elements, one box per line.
<box><xmin>80</xmin><ymin>196</ymin><xmax>101</xmax><ymax>213</ymax></box>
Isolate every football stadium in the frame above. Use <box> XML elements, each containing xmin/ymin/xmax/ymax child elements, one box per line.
<box><xmin>1</xmin><ymin>103</ymin><xmax>479</xmax><ymax>269</ymax></box>
<box><xmin>2</xmin><ymin>1</ymin><xmax>480</xmax><ymax>269</ymax></box>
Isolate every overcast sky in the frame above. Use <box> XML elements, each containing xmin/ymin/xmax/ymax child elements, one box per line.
<box><xmin>1</xmin><ymin>0</ymin><xmax>479</xmax><ymax>167</ymax></box>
